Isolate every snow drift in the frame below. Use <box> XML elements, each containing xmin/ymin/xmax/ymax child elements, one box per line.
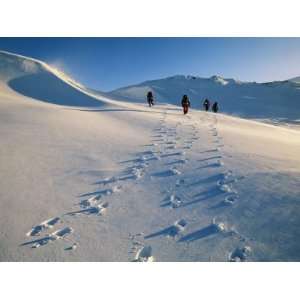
<box><xmin>0</xmin><ymin>51</ymin><xmax>106</xmax><ymax>107</ymax></box>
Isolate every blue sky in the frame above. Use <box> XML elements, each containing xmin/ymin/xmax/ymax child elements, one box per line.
<box><xmin>0</xmin><ymin>38</ymin><xmax>300</xmax><ymax>91</ymax></box>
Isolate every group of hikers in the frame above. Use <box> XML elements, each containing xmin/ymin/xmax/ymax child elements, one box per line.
<box><xmin>146</xmin><ymin>91</ymin><xmax>219</xmax><ymax>115</ymax></box>
<box><xmin>203</xmin><ymin>98</ymin><xmax>219</xmax><ymax>113</ymax></box>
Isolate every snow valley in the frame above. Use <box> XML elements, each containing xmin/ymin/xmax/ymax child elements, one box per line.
<box><xmin>0</xmin><ymin>50</ymin><xmax>300</xmax><ymax>261</ymax></box>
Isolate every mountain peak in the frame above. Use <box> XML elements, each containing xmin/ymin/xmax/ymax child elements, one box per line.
<box><xmin>210</xmin><ymin>75</ymin><xmax>229</xmax><ymax>85</ymax></box>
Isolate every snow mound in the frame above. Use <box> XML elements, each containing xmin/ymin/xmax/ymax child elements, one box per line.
<box><xmin>0</xmin><ymin>51</ymin><xmax>107</xmax><ymax>107</ymax></box>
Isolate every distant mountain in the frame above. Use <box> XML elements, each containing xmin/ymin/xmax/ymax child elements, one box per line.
<box><xmin>109</xmin><ymin>75</ymin><xmax>300</xmax><ymax>125</ymax></box>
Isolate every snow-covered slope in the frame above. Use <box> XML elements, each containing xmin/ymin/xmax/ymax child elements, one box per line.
<box><xmin>110</xmin><ymin>75</ymin><xmax>300</xmax><ymax>127</ymax></box>
<box><xmin>289</xmin><ymin>76</ymin><xmax>300</xmax><ymax>83</ymax></box>
<box><xmin>1</xmin><ymin>51</ymin><xmax>300</xmax><ymax>261</ymax></box>
<box><xmin>0</xmin><ymin>50</ymin><xmax>114</xmax><ymax>107</ymax></box>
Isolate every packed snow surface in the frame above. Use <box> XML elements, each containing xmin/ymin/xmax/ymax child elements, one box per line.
<box><xmin>0</xmin><ymin>51</ymin><xmax>300</xmax><ymax>261</ymax></box>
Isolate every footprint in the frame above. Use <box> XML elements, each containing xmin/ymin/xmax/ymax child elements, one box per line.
<box><xmin>217</xmin><ymin>172</ymin><xmax>241</xmax><ymax>186</ymax></box>
<box><xmin>129</xmin><ymin>232</ymin><xmax>145</xmax><ymax>255</ymax></box>
<box><xmin>82</xmin><ymin>185</ymin><xmax>122</xmax><ymax>198</ymax></box>
<box><xmin>173</xmin><ymin>219</ymin><xmax>188</xmax><ymax>235</ymax></box>
<box><xmin>175</xmin><ymin>178</ymin><xmax>185</xmax><ymax>187</ymax></box>
<box><xmin>152</xmin><ymin>167</ymin><xmax>182</xmax><ymax>178</ymax></box>
<box><xmin>65</xmin><ymin>243</ymin><xmax>77</xmax><ymax>251</ymax></box>
<box><xmin>67</xmin><ymin>202</ymin><xmax>109</xmax><ymax>216</ymax></box>
<box><xmin>132</xmin><ymin>167</ymin><xmax>145</xmax><ymax>179</ymax></box>
<box><xmin>145</xmin><ymin>219</ymin><xmax>188</xmax><ymax>239</ymax></box>
<box><xmin>219</xmin><ymin>184</ymin><xmax>232</xmax><ymax>193</ymax></box>
<box><xmin>141</xmin><ymin>154</ymin><xmax>160</xmax><ymax>162</ymax></box>
<box><xmin>80</xmin><ymin>195</ymin><xmax>102</xmax><ymax>208</ymax></box>
<box><xmin>165</xmin><ymin>158</ymin><xmax>188</xmax><ymax>166</ymax></box>
<box><xmin>28</xmin><ymin>227</ymin><xmax>73</xmax><ymax>248</ymax></box>
<box><xmin>29</xmin><ymin>236</ymin><xmax>55</xmax><ymax>248</ymax></box>
<box><xmin>160</xmin><ymin>151</ymin><xmax>184</xmax><ymax>158</ymax></box>
<box><xmin>223</xmin><ymin>195</ymin><xmax>237</xmax><ymax>205</ymax></box>
<box><xmin>139</xmin><ymin>150</ymin><xmax>157</xmax><ymax>156</ymax></box>
<box><xmin>161</xmin><ymin>193</ymin><xmax>183</xmax><ymax>208</ymax></box>
<box><xmin>100</xmin><ymin>185</ymin><xmax>122</xmax><ymax>196</ymax></box>
<box><xmin>134</xmin><ymin>246</ymin><xmax>154</xmax><ymax>262</ymax></box>
<box><xmin>95</xmin><ymin>176</ymin><xmax>117</xmax><ymax>185</ymax></box>
<box><xmin>170</xmin><ymin>167</ymin><xmax>181</xmax><ymax>175</ymax></box>
<box><xmin>26</xmin><ymin>217</ymin><xmax>61</xmax><ymax>237</ymax></box>
<box><xmin>183</xmin><ymin>145</ymin><xmax>192</xmax><ymax>150</ymax></box>
<box><xmin>212</xmin><ymin>218</ymin><xmax>227</xmax><ymax>232</ymax></box>
<box><xmin>229</xmin><ymin>246</ymin><xmax>252</xmax><ymax>262</ymax></box>
<box><xmin>216</xmin><ymin>160</ymin><xmax>224</xmax><ymax>166</ymax></box>
<box><xmin>224</xmin><ymin>170</ymin><xmax>233</xmax><ymax>178</ymax></box>
<box><xmin>52</xmin><ymin>227</ymin><xmax>73</xmax><ymax>239</ymax></box>
<box><xmin>166</xmin><ymin>145</ymin><xmax>177</xmax><ymax>150</ymax></box>
<box><xmin>166</xmin><ymin>141</ymin><xmax>176</xmax><ymax>145</ymax></box>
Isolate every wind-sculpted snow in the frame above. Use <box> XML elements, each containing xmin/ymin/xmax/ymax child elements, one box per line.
<box><xmin>0</xmin><ymin>51</ymin><xmax>105</xmax><ymax>107</ymax></box>
<box><xmin>9</xmin><ymin>71</ymin><xmax>105</xmax><ymax>107</ymax></box>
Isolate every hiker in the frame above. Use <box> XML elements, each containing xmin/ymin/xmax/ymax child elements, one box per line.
<box><xmin>203</xmin><ymin>98</ymin><xmax>210</xmax><ymax>111</ymax></box>
<box><xmin>147</xmin><ymin>91</ymin><xmax>154</xmax><ymax>107</ymax></box>
<box><xmin>212</xmin><ymin>102</ymin><xmax>219</xmax><ymax>113</ymax></box>
<box><xmin>181</xmin><ymin>94</ymin><xmax>191</xmax><ymax>115</ymax></box>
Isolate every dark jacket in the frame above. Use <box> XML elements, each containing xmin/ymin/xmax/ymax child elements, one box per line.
<box><xmin>147</xmin><ymin>91</ymin><xmax>153</xmax><ymax>101</ymax></box>
<box><xmin>212</xmin><ymin>102</ymin><xmax>219</xmax><ymax>112</ymax></box>
<box><xmin>203</xmin><ymin>99</ymin><xmax>210</xmax><ymax>107</ymax></box>
<box><xmin>181</xmin><ymin>95</ymin><xmax>190</xmax><ymax>107</ymax></box>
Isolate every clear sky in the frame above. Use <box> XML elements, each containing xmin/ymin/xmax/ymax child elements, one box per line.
<box><xmin>0</xmin><ymin>37</ymin><xmax>300</xmax><ymax>91</ymax></box>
